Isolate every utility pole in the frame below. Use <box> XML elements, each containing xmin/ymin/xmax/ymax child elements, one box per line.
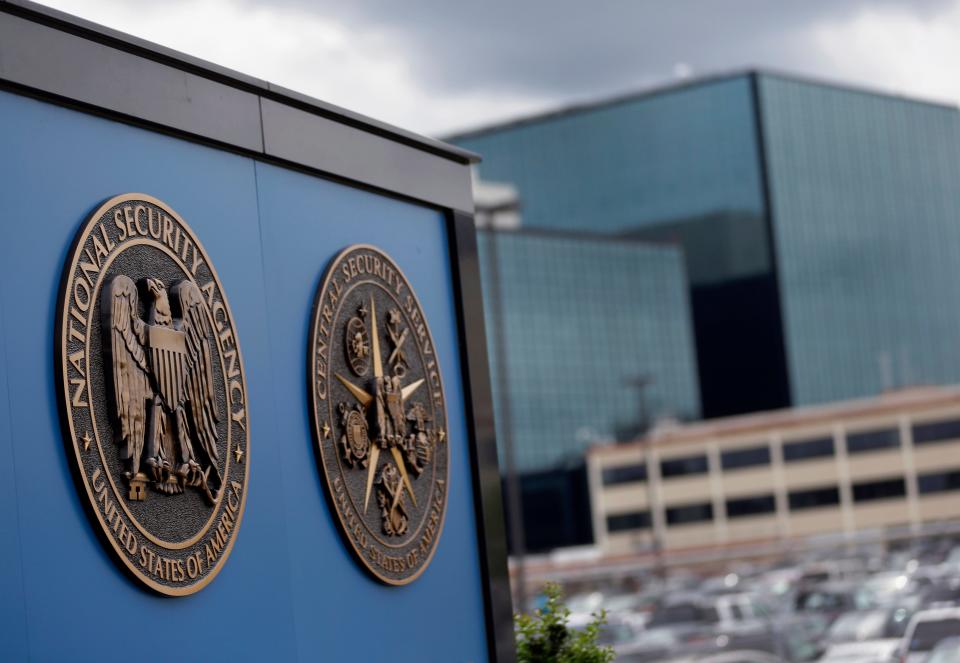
<box><xmin>624</xmin><ymin>374</ymin><xmax>664</xmax><ymax>579</ymax></box>
<box><xmin>623</xmin><ymin>374</ymin><xmax>652</xmax><ymax>440</ymax></box>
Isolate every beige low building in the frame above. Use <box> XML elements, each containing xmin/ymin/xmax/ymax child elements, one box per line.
<box><xmin>588</xmin><ymin>387</ymin><xmax>960</xmax><ymax>555</ymax></box>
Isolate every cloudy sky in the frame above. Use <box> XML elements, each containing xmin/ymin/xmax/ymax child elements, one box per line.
<box><xmin>43</xmin><ymin>0</ymin><xmax>960</xmax><ymax>137</ymax></box>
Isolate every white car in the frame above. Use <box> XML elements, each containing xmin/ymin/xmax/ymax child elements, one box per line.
<box><xmin>818</xmin><ymin>639</ymin><xmax>899</xmax><ymax>663</ymax></box>
<box><xmin>898</xmin><ymin>607</ymin><xmax>960</xmax><ymax>663</ymax></box>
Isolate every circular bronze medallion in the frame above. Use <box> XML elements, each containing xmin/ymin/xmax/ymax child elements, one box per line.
<box><xmin>309</xmin><ymin>245</ymin><xmax>449</xmax><ymax>585</ymax></box>
<box><xmin>56</xmin><ymin>193</ymin><xmax>250</xmax><ymax>595</ymax></box>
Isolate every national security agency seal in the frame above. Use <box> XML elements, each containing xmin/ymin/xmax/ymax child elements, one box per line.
<box><xmin>309</xmin><ymin>245</ymin><xmax>449</xmax><ymax>585</ymax></box>
<box><xmin>56</xmin><ymin>193</ymin><xmax>249</xmax><ymax>595</ymax></box>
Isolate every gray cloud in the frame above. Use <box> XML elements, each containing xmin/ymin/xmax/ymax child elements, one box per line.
<box><xmin>54</xmin><ymin>0</ymin><xmax>960</xmax><ymax>134</ymax></box>
<box><xmin>230</xmin><ymin>0</ymin><xmax>953</xmax><ymax>101</ymax></box>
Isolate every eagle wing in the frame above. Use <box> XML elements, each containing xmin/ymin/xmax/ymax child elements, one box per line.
<box><xmin>104</xmin><ymin>275</ymin><xmax>152</xmax><ymax>461</ymax></box>
<box><xmin>172</xmin><ymin>281</ymin><xmax>220</xmax><ymax>463</ymax></box>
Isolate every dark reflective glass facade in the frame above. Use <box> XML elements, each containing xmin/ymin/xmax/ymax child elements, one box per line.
<box><xmin>478</xmin><ymin>230</ymin><xmax>700</xmax><ymax>472</ymax></box>
<box><xmin>456</xmin><ymin>78</ymin><xmax>765</xmax><ymax>242</ymax></box>
<box><xmin>455</xmin><ymin>76</ymin><xmax>790</xmax><ymax>420</ymax></box>
<box><xmin>452</xmin><ymin>71</ymin><xmax>960</xmax><ymax>550</ymax></box>
<box><xmin>454</xmin><ymin>72</ymin><xmax>960</xmax><ymax>428</ymax></box>
<box><xmin>760</xmin><ymin>75</ymin><xmax>960</xmax><ymax>406</ymax></box>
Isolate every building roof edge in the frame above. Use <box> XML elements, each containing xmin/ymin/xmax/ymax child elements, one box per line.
<box><xmin>445</xmin><ymin>68</ymin><xmax>959</xmax><ymax>143</ymax></box>
<box><xmin>590</xmin><ymin>386</ymin><xmax>960</xmax><ymax>456</ymax></box>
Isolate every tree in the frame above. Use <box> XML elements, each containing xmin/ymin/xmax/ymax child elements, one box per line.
<box><xmin>515</xmin><ymin>583</ymin><xmax>615</xmax><ymax>663</ymax></box>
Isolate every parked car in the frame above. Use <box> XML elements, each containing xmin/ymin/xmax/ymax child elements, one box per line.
<box><xmin>613</xmin><ymin>628</ymin><xmax>681</xmax><ymax>663</ymax></box>
<box><xmin>795</xmin><ymin>582</ymin><xmax>873</xmax><ymax>622</ymax></box>
<box><xmin>861</xmin><ymin>571</ymin><xmax>912</xmax><ymax>606</ymax></box>
<box><xmin>823</xmin><ymin>609</ymin><xmax>888</xmax><ymax>644</ymax></box>
<box><xmin>677</xmin><ymin>652</ymin><xmax>783</xmax><ymax>663</ymax></box>
<box><xmin>882</xmin><ymin>598</ymin><xmax>923</xmax><ymax>640</ymax></box>
<box><xmin>926</xmin><ymin>636</ymin><xmax>960</xmax><ymax>663</ymax></box>
<box><xmin>816</xmin><ymin>639</ymin><xmax>899</xmax><ymax>663</ymax></box>
<box><xmin>924</xmin><ymin>578</ymin><xmax>960</xmax><ymax>607</ymax></box>
<box><xmin>898</xmin><ymin>607</ymin><xmax>960</xmax><ymax>663</ymax></box>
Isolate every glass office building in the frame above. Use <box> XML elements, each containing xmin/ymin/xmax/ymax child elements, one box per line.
<box><xmin>476</xmin><ymin>229</ymin><xmax>700</xmax><ymax>550</ymax></box>
<box><xmin>477</xmin><ymin>230</ymin><xmax>700</xmax><ymax>472</ymax></box>
<box><xmin>454</xmin><ymin>72</ymin><xmax>960</xmax><ymax>420</ymax></box>
<box><xmin>455</xmin><ymin>74</ymin><xmax>789</xmax><ymax>420</ymax></box>
<box><xmin>758</xmin><ymin>76</ymin><xmax>960</xmax><ymax>406</ymax></box>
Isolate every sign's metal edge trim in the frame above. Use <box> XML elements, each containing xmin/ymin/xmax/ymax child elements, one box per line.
<box><xmin>0</xmin><ymin>2</ymin><xmax>478</xmax><ymax>214</ymax></box>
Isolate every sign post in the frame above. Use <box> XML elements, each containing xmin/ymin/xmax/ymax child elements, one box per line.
<box><xmin>0</xmin><ymin>2</ymin><xmax>514</xmax><ymax>660</ymax></box>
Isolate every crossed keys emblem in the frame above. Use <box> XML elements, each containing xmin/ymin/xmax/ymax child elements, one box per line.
<box><xmin>335</xmin><ymin>296</ymin><xmax>425</xmax><ymax>534</ymax></box>
<box><xmin>387</xmin><ymin>308</ymin><xmax>409</xmax><ymax>375</ymax></box>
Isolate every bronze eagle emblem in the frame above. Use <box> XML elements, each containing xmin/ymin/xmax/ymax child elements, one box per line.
<box><xmin>103</xmin><ymin>275</ymin><xmax>221</xmax><ymax>503</ymax></box>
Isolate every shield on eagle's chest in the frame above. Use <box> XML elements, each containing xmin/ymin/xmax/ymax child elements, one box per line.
<box><xmin>148</xmin><ymin>325</ymin><xmax>188</xmax><ymax>410</ymax></box>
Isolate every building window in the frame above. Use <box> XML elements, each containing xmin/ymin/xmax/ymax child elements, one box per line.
<box><xmin>783</xmin><ymin>436</ymin><xmax>835</xmax><ymax>462</ymax></box>
<box><xmin>726</xmin><ymin>494</ymin><xmax>776</xmax><ymax>519</ymax></box>
<box><xmin>666</xmin><ymin>502</ymin><xmax>714</xmax><ymax>525</ymax></box>
<box><xmin>846</xmin><ymin>428</ymin><xmax>900</xmax><ymax>454</ymax></box>
<box><xmin>606</xmin><ymin>511</ymin><xmax>651</xmax><ymax>532</ymax></box>
<box><xmin>602</xmin><ymin>464</ymin><xmax>647</xmax><ymax>486</ymax></box>
<box><xmin>660</xmin><ymin>454</ymin><xmax>709</xmax><ymax>479</ymax></box>
<box><xmin>913</xmin><ymin>418</ymin><xmax>960</xmax><ymax>446</ymax></box>
<box><xmin>852</xmin><ymin>477</ymin><xmax>906</xmax><ymax>503</ymax></box>
<box><xmin>788</xmin><ymin>486</ymin><xmax>840</xmax><ymax>511</ymax></box>
<box><xmin>721</xmin><ymin>445</ymin><xmax>771</xmax><ymax>471</ymax></box>
<box><xmin>918</xmin><ymin>469</ymin><xmax>960</xmax><ymax>495</ymax></box>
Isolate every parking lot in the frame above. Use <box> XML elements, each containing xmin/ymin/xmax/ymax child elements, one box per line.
<box><xmin>550</xmin><ymin>534</ymin><xmax>960</xmax><ymax>662</ymax></box>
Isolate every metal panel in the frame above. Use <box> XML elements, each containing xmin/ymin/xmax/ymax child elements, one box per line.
<box><xmin>0</xmin><ymin>293</ymin><xmax>29</xmax><ymax>662</ymax></box>
<box><xmin>0</xmin><ymin>0</ymin><xmax>480</xmax><ymax>214</ymax></box>
<box><xmin>0</xmin><ymin>12</ymin><xmax>264</xmax><ymax>151</ymax></box>
<box><xmin>449</xmin><ymin>212</ymin><xmax>517</xmax><ymax>662</ymax></box>
<box><xmin>261</xmin><ymin>98</ymin><xmax>474</xmax><ymax>213</ymax></box>
<box><xmin>0</xmin><ymin>89</ymin><xmax>297</xmax><ymax>660</ymax></box>
<box><xmin>266</xmin><ymin>81</ymin><xmax>480</xmax><ymax>164</ymax></box>
<box><xmin>2</xmin><ymin>0</ymin><xmax>271</xmax><ymax>90</ymax></box>
<box><xmin>1</xmin><ymin>0</ymin><xmax>478</xmax><ymax>164</ymax></box>
<box><xmin>252</xmin><ymin>162</ymin><xmax>489</xmax><ymax>661</ymax></box>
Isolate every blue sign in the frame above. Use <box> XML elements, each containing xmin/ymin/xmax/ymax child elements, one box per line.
<box><xmin>0</xmin><ymin>4</ymin><xmax>512</xmax><ymax>661</ymax></box>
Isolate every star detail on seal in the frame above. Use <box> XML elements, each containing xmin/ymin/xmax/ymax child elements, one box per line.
<box><xmin>334</xmin><ymin>295</ymin><xmax>425</xmax><ymax>513</ymax></box>
<box><xmin>80</xmin><ymin>431</ymin><xmax>93</xmax><ymax>451</ymax></box>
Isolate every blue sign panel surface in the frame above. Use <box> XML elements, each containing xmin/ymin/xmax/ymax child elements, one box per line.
<box><xmin>0</xmin><ymin>89</ymin><xmax>488</xmax><ymax>662</ymax></box>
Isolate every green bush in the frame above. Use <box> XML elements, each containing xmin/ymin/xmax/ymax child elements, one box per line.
<box><xmin>515</xmin><ymin>583</ymin><xmax>616</xmax><ymax>663</ymax></box>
